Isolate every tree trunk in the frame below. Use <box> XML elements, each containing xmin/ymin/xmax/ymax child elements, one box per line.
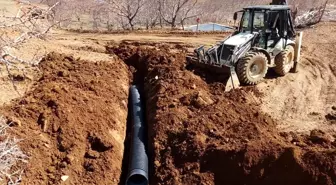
<box><xmin>181</xmin><ymin>20</ymin><xmax>185</xmax><ymax>30</ymax></box>
<box><xmin>93</xmin><ymin>20</ymin><xmax>98</xmax><ymax>30</ymax></box>
<box><xmin>171</xmin><ymin>17</ymin><xmax>176</xmax><ymax>28</ymax></box>
<box><xmin>107</xmin><ymin>21</ymin><xmax>111</xmax><ymax>31</ymax></box>
<box><xmin>159</xmin><ymin>17</ymin><xmax>163</xmax><ymax>28</ymax></box>
<box><xmin>129</xmin><ymin>20</ymin><xmax>134</xmax><ymax>30</ymax></box>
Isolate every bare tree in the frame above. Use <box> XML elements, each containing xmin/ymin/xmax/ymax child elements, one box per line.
<box><xmin>180</xmin><ymin>0</ymin><xmax>199</xmax><ymax>29</ymax></box>
<box><xmin>0</xmin><ymin>1</ymin><xmax>59</xmax><ymax>83</ymax></box>
<box><xmin>159</xmin><ymin>0</ymin><xmax>199</xmax><ymax>28</ymax></box>
<box><xmin>33</xmin><ymin>0</ymin><xmax>332</xmax><ymax>31</ymax></box>
<box><xmin>140</xmin><ymin>0</ymin><xmax>160</xmax><ymax>29</ymax></box>
<box><xmin>106</xmin><ymin>0</ymin><xmax>145</xmax><ymax>30</ymax></box>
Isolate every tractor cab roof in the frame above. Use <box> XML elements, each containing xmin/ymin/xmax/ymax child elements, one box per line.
<box><xmin>244</xmin><ymin>5</ymin><xmax>290</xmax><ymax>11</ymax></box>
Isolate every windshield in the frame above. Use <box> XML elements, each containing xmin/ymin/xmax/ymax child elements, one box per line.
<box><xmin>241</xmin><ymin>10</ymin><xmax>265</xmax><ymax>32</ymax></box>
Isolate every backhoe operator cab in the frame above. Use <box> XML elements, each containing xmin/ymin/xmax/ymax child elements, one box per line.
<box><xmin>234</xmin><ymin>5</ymin><xmax>296</xmax><ymax>56</ymax></box>
<box><xmin>189</xmin><ymin>5</ymin><xmax>302</xmax><ymax>88</ymax></box>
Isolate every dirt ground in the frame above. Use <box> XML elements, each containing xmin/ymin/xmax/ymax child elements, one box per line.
<box><xmin>257</xmin><ymin>22</ymin><xmax>336</xmax><ymax>134</ymax></box>
<box><xmin>0</xmin><ymin>20</ymin><xmax>335</xmax><ymax>185</ymax></box>
<box><xmin>107</xmin><ymin>26</ymin><xmax>336</xmax><ymax>185</ymax></box>
<box><xmin>1</xmin><ymin>53</ymin><xmax>131</xmax><ymax>184</ymax></box>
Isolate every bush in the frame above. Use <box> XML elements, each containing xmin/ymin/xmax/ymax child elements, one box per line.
<box><xmin>0</xmin><ymin>117</ymin><xmax>27</xmax><ymax>185</ymax></box>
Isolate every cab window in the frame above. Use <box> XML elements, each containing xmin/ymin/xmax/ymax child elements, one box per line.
<box><xmin>241</xmin><ymin>11</ymin><xmax>265</xmax><ymax>32</ymax></box>
<box><xmin>253</xmin><ymin>12</ymin><xmax>264</xmax><ymax>29</ymax></box>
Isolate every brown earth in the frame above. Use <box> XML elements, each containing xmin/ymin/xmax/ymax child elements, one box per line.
<box><xmin>0</xmin><ymin>22</ymin><xmax>335</xmax><ymax>185</ymax></box>
<box><xmin>107</xmin><ymin>42</ymin><xmax>336</xmax><ymax>185</ymax></box>
<box><xmin>1</xmin><ymin>53</ymin><xmax>131</xmax><ymax>185</ymax></box>
<box><xmin>257</xmin><ymin>22</ymin><xmax>336</xmax><ymax>134</ymax></box>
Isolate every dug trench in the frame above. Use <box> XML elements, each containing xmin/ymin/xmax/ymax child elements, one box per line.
<box><xmin>108</xmin><ymin>42</ymin><xmax>336</xmax><ymax>185</ymax></box>
<box><xmin>0</xmin><ymin>41</ymin><xmax>335</xmax><ymax>185</ymax></box>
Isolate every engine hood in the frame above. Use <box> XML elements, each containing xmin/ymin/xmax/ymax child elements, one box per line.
<box><xmin>224</xmin><ymin>32</ymin><xmax>254</xmax><ymax>46</ymax></box>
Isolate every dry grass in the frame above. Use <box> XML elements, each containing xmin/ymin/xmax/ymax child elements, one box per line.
<box><xmin>0</xmin><ymin>117</ymin><xmax>27</xmax><ymax>185</ymax></box>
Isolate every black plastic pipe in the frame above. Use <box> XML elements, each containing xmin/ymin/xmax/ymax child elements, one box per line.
<box><xmin>126</xmin><ymin>85</ymin><xmax>148</xmax><ymax>185</ymax></box>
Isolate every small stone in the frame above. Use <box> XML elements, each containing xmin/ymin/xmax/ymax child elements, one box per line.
<box><xmin>46</xmin><ymin>167</ymin><xmax>55</xmax><ymax>173</ymax></box>
<box><xmin>326</xmin><ymin>113</ymin><xmax>336</xmax><ymax>121</ymax></box>
<box><xmin>65</xmin><ymin>155</ymin><xmax>74</xmax><ymax>164</ymax></box>
<box><xmin>155</xmin><ymin>76</ymin><xmax>159</xmax><ymax>80</ymax></box>
<box><xmin>60</xmin><ymin>161</ymin><xmax>67</xmax><ymax>168</ymax></box>
<box><xmin>61</xmin><ymin>175</ymin><xmax>69</xmax><ymax>181</ymax></box>
<box><xmin>84</xmin><ymin>163</ymin><xmax>95</xmax><ymax>172</ymax></box>
<box><xmin>191</xmin><ymin>84</ymin><xmax>196</xmax><ymax>89</ymax></box>
<box><xmin>88</xmin><ymin>106</ymin><xmax>94</xmax><ymax>113</ymax></box>
<box><xmin>154</xmin><ymin>160</ymin><xmax>161</xmax><ymax>167</ymax></box>
<box><xmin>310</xmin><ymin>129</ymin><xmax>332</xmax><ymax>143</ymax></box>
<box><xmin>37</xmin><ymin>113</ymin><xmax>48</xmax><ymax>132</ymax></box>
<box><xmin>168</xmin><ymin>103</ymin><xmax>176</xmax><ymax>108</ymax></box>
<box><xmin>85</xmin><ymin>150</ymin><xmax>100</xmax><ymax>159</ymax></box>
<box><xmin>216</xmin><ymin>112</ymin><xmax>223</xmax><ymax>117</ymax></box>
<box><xmin>7</xmin><ymin>118</ymin><xmax>21</xmax><ymax>127</ymax></box>
<box><xmin>121</xmin><ymin>100</ymin><xmax>127</xmax><ymax>109</ymax></box>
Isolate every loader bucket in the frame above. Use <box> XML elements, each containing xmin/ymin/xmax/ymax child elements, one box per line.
<box><xmin>186</xmin><ymin>56</ymin><xmax>240</xmax><ymax>92</ymax></box>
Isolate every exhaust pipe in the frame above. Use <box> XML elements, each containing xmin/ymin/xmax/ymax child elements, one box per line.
<box><xmin>126</xmin><ymin>85</ymin><xmax>148</xmax><ymax>185</ymax></box>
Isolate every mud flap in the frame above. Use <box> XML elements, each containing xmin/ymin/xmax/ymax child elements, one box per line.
<box><xmin>225</xmin><ymin>67</ymin><xmax>240</xmax><ymax>92</ymax></box>
<box><xmin>292</xmin><ymin>32</ymin><xmax>303</xmax><ymax>73</ymax></box>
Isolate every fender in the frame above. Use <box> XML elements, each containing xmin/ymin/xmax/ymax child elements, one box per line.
<box><xmin>286</xmin><ymin>39</ymin><xmax>296</xmax><ymax>48</ymax></box>
<box><xmin>252</xmin><ymin>47</ymin><xmax>272</xmax><ymax>64</ymax></box>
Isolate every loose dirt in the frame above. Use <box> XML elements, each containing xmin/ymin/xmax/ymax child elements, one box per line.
<box><xmin>1</xmin><ymin>53</ymin><xmax>131</xmax><ymax>185</ymax></box>
<box><xmin>107</xmin><ymin>41</ymin><xmax>336</xmax><ymax>185</ymax></box>
<box><xmin>0</xmin><ymin>22</ymin><xmax>335</xmax><ymax>185</ymax></box>
<box><xmin>257</xmin><ymin>22</ymin><xmax>336</xmax><ymax>134</ymax></box>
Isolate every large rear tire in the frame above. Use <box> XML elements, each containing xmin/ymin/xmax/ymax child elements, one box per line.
<box><xmin>236</xmin><ymin>52</ymin><xmax>268</xmax><ymax>85</ymax></box>
<box><xmin>274</xmin><ymin>45</ymin><xmax>295</xmax><ymax>76</ymax></box>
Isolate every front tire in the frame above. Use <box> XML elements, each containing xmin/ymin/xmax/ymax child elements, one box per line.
<box><xmin>274</xmin><ymin>45</ymin><xmax>295</xmax><ymax>76</ymax></box>
<box><xmin>236</xmin><ymin>52</ymin><xmax>268</xmax><ymax>85</ymax></box>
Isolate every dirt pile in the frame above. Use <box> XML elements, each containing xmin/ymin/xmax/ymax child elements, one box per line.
<box><xmin>1</xmin><ymin>36</ymin><xmax>335</xmax><ymax>185</ymax></box>
<box><xmin>1</xmin><ymin>53</ymin><xmax>131</xmax><ymax>185</ymax></box>
<box><xmin>108</xmin><ymin>43</ymin><xmax>336</xmax><ymax>185</ymax></box>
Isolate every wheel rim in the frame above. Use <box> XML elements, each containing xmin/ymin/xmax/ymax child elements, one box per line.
<box><xmin>248</xmin><ymin>59</ymin><xmax>265</xmax><ymax>79</ymax></box>
<box><xmin>284</xmin><ymin>52</ymin><xmax>293</xmax><ymax>71</ymax></box>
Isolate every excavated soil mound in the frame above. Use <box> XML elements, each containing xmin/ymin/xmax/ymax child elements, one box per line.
<box><xmin>1</xmin><ymin>53</ymin><xmax>131</xmax><ymax>185</ymax></box>
<box><xmin>108</xmin><ymin>43</ymin><xmax>336</xmax><ymax>185</ymax></box>
<box><xmin>1</xmin><ymin>39</ymin><xmax>335</xmax><ymax>184</ymax></box>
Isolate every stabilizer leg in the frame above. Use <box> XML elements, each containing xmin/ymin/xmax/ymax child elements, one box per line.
<box><xmin>292</xmin><ymin>31</ymin><xmax>303</xmax><ymax>73</ymax></box>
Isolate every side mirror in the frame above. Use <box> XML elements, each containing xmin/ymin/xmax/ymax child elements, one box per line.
<box><xmin>233</xmin><ymin>12</ymin><xmax>238</xmax><ymax>21</ymax></box>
